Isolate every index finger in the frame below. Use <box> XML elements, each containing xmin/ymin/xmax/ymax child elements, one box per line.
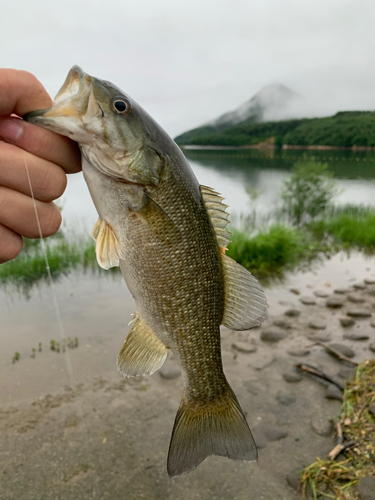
<box><xmin>0</xmin><ymin>69</ymin><xmax>53</xmax><ymax>116</ymax></box>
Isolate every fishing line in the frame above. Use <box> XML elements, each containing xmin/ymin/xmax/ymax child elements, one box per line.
<box><xmin>24</xmin><ymin>156</ymin><xmax>83</xmax><ymax>418</ymax></box>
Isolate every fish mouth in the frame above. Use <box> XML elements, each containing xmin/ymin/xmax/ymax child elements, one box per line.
<box><xmin>24</xmin><ymin>66</ymin><xmax>99</xmax><ymax>141</ymax></box>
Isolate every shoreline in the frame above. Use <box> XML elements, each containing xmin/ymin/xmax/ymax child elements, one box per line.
<box><xmin>181</xmin><ymin>144</ymin><xmax>375</xmax><ymax>152</ymax></box>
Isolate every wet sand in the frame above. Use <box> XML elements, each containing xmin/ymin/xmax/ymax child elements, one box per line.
<box><xmin>1</xmin><ymin>252</ymin><xmax>374</xmax><ymax>500</ymax></box>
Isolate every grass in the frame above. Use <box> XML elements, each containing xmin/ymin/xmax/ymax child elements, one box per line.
<box><xmin>300</xmin><ymin>360</ymin><xmax>375</xmax><ymax>500</ymax></box>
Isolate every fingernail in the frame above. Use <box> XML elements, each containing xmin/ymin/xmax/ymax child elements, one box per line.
<box><xmin>0</xmin><ymin>118</ymin><xmax>24</xmax><ymax>142</ymax></box>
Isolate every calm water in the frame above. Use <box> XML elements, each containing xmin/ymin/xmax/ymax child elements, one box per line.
<box><xmin>60</xmin><ymin>148</ymin><xmax>375</xmax><ymax>234</ymax></box>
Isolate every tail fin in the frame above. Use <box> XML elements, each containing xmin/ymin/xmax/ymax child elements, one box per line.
<box><xmin>167</xmin><ymin>386</ymin><xmax>257</xmax><ymax>478</ymax></box>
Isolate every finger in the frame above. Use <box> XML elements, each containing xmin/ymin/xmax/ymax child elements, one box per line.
<box><xmin>0</xmin><ymin>186</ymin><xmax>62</xmax><ymax>238</ymax></box>
<box><xmin>0</xmin><ymin>117</ymin><xmax>81</xmax><ymax>174</ymax></box>
<box><xmin>0</xmin><ymin>141</ymin><xmax>67</xmax><ymax>202</ymax></box>
<box><xmin>0</xmin><ymin>224</ymin><xmax>23</xmax><ymax>263</ymax></box>
<box><xmin>0</xmin><ymin>69</ymin><xmax>53</xmax><ymax>116</ymax></box>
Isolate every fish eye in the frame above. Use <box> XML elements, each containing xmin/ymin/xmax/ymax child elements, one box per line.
<box><xmin>111</xmin><ymin>97</ymin><xmax>131</xmax><ymax>116</ymax></box>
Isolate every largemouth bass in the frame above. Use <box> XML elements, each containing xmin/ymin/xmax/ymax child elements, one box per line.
<box><xmin>25</xmin><ymin>66</ymin><xmax>268</xmax><ymax>477</ymax></box>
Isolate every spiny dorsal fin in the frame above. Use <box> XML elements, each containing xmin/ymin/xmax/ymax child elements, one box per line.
<box><xmin>200</xmin><ymin>185</ymin><xmax>231</xmax><ymax>251</ymax></box>
<box><xmin>221</xmin><ymin>254</ymin><xmax>268</xmax><ymax>330</ymax></box>
<box><xmin>117</xmin><ymin>313</ymin><xmax>168</xmax><ymax>377</ymax></box>
<box><xmin>92</xmin><ymin>218</ymin><xmax>124</xmax><ymax>270</ymax></box>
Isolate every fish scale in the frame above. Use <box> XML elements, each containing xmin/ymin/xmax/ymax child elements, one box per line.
<box><xmin>24</xmin><ymin>65</ymin><xmax>268</xmax><ymax>478</ymax></box>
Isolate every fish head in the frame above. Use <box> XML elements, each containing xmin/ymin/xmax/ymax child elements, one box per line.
<box><xmin>24</xmin><ymin>66</ymin><xmax>167</xmax><ymax>186</ymax></box>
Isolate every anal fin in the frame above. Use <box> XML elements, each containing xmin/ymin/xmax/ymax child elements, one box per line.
<box><xmin>117</xmin><ymin>314</ymin><xmax>168</xmax><ymax>377</ymax></box>
<box><xmin>222</xmin><ymin>254</ymin><xmax>268</xmax><ymax>330</ymax></box>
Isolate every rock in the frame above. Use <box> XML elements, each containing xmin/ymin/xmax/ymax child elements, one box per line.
<box><xmin>284</xmin><ymin>308</ymin><xmax>301</xmax><ymax>317</ymax></box>
<box><xmin>283</xmin><ymin>372</ymin><xmax>302</xmax><ymax>383</ymax></box>
<box><xmin>290</xmin><ymin>288</ymin><xmax>300</xmax><ymax>295</ymax></box>
<box><xmin>353</xmin><ymin>282</ymin><xmax>367</xmax><ymax>290</ymax></box>
<box><xmin>366</xmin><ymin>285</ymin><xmax>375</xmax><ymax>297</ymax></box>
<box><xmin>159</xmin><ymin>365</ymin><xmax>181</xmax><ymax>380</ymax></box>
<box><xmin>273</xmin><ymin>318</ymin><xmax>293</xmax><ymax>329</ymax></box>
<box><xmin>370</xmin><ymin>321</ymin><xmax>375</xmax><ymax>328</ymax></box>
<box><xmin>276</xmin><ymin>392</ymin><xmax>296</xmax><ymax>405</ymax></box>
<box><xmin>260</xmin><ymin>328</ymin><xmax>288</xmax><ymax>342</ymax></box>
<box><xmin>329</xmin><ymin>343</ymin><xmax>355</xmax><ymax>358</ymax></box>
<box><xmin>343</xmin><ymin>332</ymin><xmax>369</xmax><ymax>341</ymax></box>
<box><xmin>334</xmin><ymin>287</ymin><xmax>350</xmax><ymax>294</ymax></box>
<box><xmin>326</xmin><ymin>296</ymin><xmax>345</xmax><ymax>308</ymax></box>
<box><xmin>314</xmin><ymin>290</ymin><xmax>330</xmax><ymax>298</ymax></box>
<box><xmin>325</xmin><ymin>384</ymin><xmax>343</xmax><ymax>400</ymax></box>
<box><xmin>357</xmin><ymin>476</ymin><xmax>375</xmax><ymax>500</ymax></box>
<box><xmin>287</xmin><ymin>348</ymin><xmax>310</xmax><ymax>357</ymax></box>
<box><xmin>252</xmin><ymin>423</ymin><xmax>288</xmax><ymax>448</ymax></box>
<box><xmin>364</xmin><ymin>278</ymin><xmax>375</xmax><ymax>285</ymax></box>
<box><xmin>340</xmin><ymin>317</ymin><xmax>355</xmax><ymax>327</ymax></box>
<box><xmin>348</xmin><ymin>294</ymin><xmax>365</xmax><ymax>304</ymax></box>
<box><xmin>232</xmin><ymin>341</ymin><xmax>257</xmax><ymax>353</ymax></box>
<box><xmin>346</xmin><ymin>309</ymin><xmax>372</xmax><ymax>318</ymax></box>
<box><xmin>310</xmin><ymin>415</ymin><xmax>333</xmax><ymax>436</ymax></box>
<box><xmin>368</xmin><ymin>403</ymin><xmax>375</xmax><ymax>417</ymax></box>
<box><xmin>370</xmin><ymin>343</ymin><xmax>375</xmax><ymax>353</ymax></box>
<box><xmin>308</xmin><ymin>319</ymin><xmax>326</xmax><ymax>330</ymax></box>
<box><xmin>300</xmin><ymin>296</ymin><xmax>316</xmax><ymax>305</ymax></box>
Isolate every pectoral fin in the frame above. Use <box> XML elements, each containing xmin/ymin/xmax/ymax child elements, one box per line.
<box><xmin>92</xmin><ymin>218</ymin><xmax>124</xmax><ymax>270</ymax></box>
<box><xmin>117</xmin><ymin>314</ymin><xmax>168</xmax><ymax>377</ymax></box>
<box><xmin>222</xmin><ymin>254</ymin><xmax>268</xmax><ymax>330</ymax></box>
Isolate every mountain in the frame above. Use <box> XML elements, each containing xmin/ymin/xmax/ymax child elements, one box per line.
<box><xmin>175</xmin><ymin>84</ymin><xmax>303</xmax><ymax>144</ymax></box>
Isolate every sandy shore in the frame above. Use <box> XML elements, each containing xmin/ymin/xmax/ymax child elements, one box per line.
<box><xmin>1</xmin><ymin>252</ymin><xmax>374</xmax><ymax>500</ymax></box>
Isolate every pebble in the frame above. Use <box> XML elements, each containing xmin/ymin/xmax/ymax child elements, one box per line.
<box><xmin>286</xmin><ymin>472</ymin><xmax>301</xmax><ymax>491</ymax></box>
<box><xmin>346</xmin><ymin>309</ymin><xmax>372</xmax><ymax>318</ymax></box>
<box><xmin>334</xmin><ymin>287</ymin><xmax>350</xmax><ymax>294</ymax></box>
<box><xmin>276</xmin><ymin>392</ymin><xmax>296</xmax><ymax>405</ymax></box>
<box><xmin>159</xmin><ymin>365</ymin><xmax>181</xmax><ymax>380</ymax></box>
<box><xmin>273</xmin><ymin>318</ymin><xmax>293</xmax><ymax>329</ymax></box>
<box><xmin>284</xmin><ymin>308</ymin><xmax>301</xmax><ymax>317</ymax></box>
<box><xmin>232</xmin><ymin>342</ymin><xmax>257</xmax><ymax>354</ymax></box>
<box><xmin>370</xmin><ymin>321</ymin><xmax>375</xmax><ymax>328</ymax></box>
<box><xmin>347</xmin><ymin>294</ymin><xmax>365</xmax><ymax>304</ymax></box>
<box><xmin>310</xmin><ymin>415</ymin><xmax>333</xmax><ymax>437</ymax></box>
<box><xmin>366</xmin><ymin>285</ymin><xmax>375</xmax><ymax>297</ymax></box>
<box><xmin>337</xmin><ymin>366</ymin><xmax>356</xmax><ymax>379</ymax></box>
<box><xmin>308</xmin><ymin>319</ymin><xmax>326</xmax><ymax>330</ymax></box>
<box><xmin>287</xmin><ymin>348</ymin><xmax>310</xmax><ymax>357</ymax></box>
<box><xmin>343</xmin><ymin>332</ymin><xmax>369</xmax><ymax>341</ymax></box>
<box><xmin>283</xmin><ymin>372</ymin><xmax>302</xmax><ymax>383</ymax></box>
<box><xmin>248</xmin><ymin>353</ymin><xmax>276</xmax><ymax>371</ymax></box>
<box><xmin>370</xmin><ymin>343</ymin><xmax>375</xmax><ymax>353</ymax></box>
<box><xmin>364</xmin><ymin>278</ymin><xmax>375</xmax><ymax>285</ymax></box>
<box><xmin>314</xmin><ymin>290</ymin><xmax>330</xmax><ymax>298</ymax></box>
<box><xmin>353</xmin><ymin>282</ymin><xmax>367</xmax><ymax>290</ymax></box>
<box><xmin>307</xmin><ymin>331</ymin><xmax>332</xmax><ymax>342</ymax></box>
<box><xmin>290</xmin><ymin>288</ymin><xmax>300</xmax><ymax>295</ymax></box>
<box><xmin>260</xmin><ymin>328</ymin><xmax>288</xmax><ymax>342</ymax></box>
<box><xmin>340</xmin><ymin>317</ymin><xmax>355</xmax><ymax>327</ymax></box>
<box><xmin>357</xmin><ymin>476</ymin><xmax>375</xmax><ymax>500</ymax></box>
<box><xmin>299</xmin><ymin>296</ymin><xmax>316</xmax><ymax>305</ymax></box>
<box><xmin>252</xmin><ymin>423</ymin><xmax>288</xmax><ymax>448</ymax></box>
<box><xmin>329</xmin><ymin>343</ymin><xmax>355</xmax><ymax>358</ymax></box>
<box><xmin>326</xmin><ymin>296</ymin><xmax>345</xmax><ymax>308</ymax></box>
<box><xmin>325</xmin><ymin>384</ymin><xmax>343</xmax><ymax>400</ymax></box>
<box><xmin>368</xmin><ymin>403</ymin><xmax>375</xmax><ymax>417</ymax></box>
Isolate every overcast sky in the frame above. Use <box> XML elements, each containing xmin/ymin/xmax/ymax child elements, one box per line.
<box><xmin>1</xmin><ymin>0</ymin><xmax>375</xmax><ymax>137</ymax></box>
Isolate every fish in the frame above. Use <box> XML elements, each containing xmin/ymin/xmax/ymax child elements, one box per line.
<box><xmin>24</xmin><ymin>66</ymin><xmax>268</xmax><ymax>477</ymax></box>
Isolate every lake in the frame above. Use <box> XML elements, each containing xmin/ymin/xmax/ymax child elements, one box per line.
<box><xmin>59</xmin><ymin>148</ymin><xmax>375</xmax><ymax>235</ymax></box>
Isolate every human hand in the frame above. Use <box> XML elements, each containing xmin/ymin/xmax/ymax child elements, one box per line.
<box><xmin>0</xmin><ymin>69</ymin><xmax>82</xmax><ymax>263</ymax></box>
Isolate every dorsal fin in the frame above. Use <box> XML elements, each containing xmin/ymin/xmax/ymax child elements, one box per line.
<box><xmin>200</xmin><ymin>185</ymin><xmax>231</xmax><ymax>251</ymax></box>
